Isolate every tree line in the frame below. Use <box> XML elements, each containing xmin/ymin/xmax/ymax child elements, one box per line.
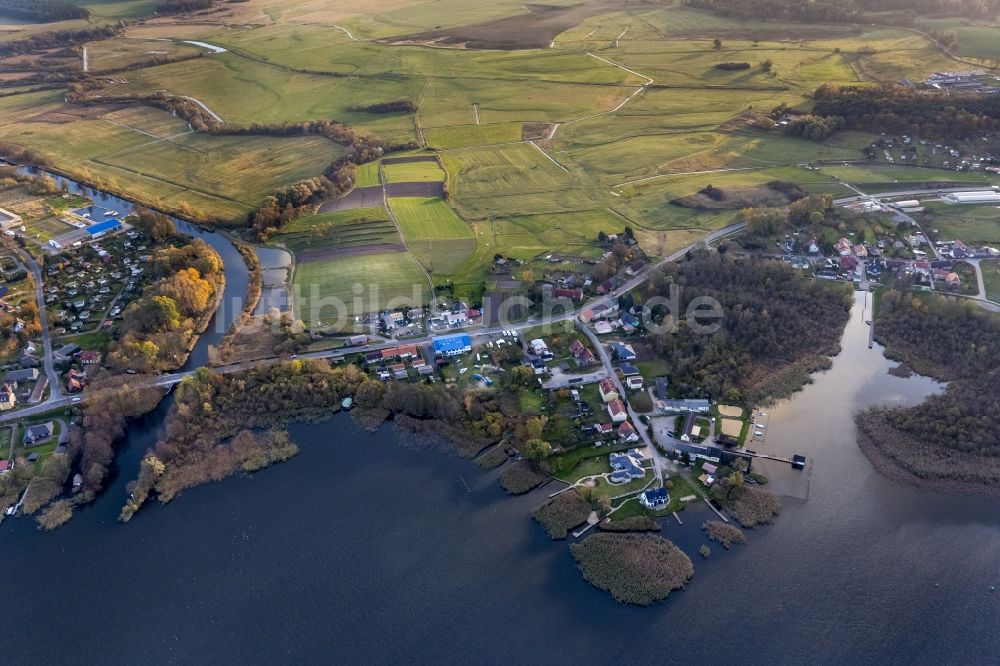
<box><xmin>0</xmin><ymin>25</ymin><xmax>118</xmax><ymax>58</ymax></box>
<box><xmin>857</xmin><ymin>290</ymin><xmax>1000</xmax><ymax>490</ymax></box>
<box><xmin>812</xmin><ymin>84</ymin><xmax>1000</xmax><ymax>140</ymax></box>
<box><xmin>683</xmin><ymin>0</ymin><xmax>999</xmax><ymax>24</ymax></box>
<box><xmin>641</xmin><ymin>251</ymin><xmax>853</xmax><ymax>405</ymax></box>
<box><xmin>0</xmin><ymin>0</ymin><xmax>88</xmax><ymax>22</ymax></box>
<box><xmin>154</xmin><ymin>0</ymin><xmax>212</xmax><ymax>14</ymax></box>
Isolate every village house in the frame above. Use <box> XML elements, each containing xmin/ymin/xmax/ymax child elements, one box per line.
<box><xmin>608</xmin><ymin>449</ymin><xmax>645</xmax><ymax>483</ymax></box>
<box><xmin>593</xmin><ymin>320</ymin><xmax>614</xmax><ymax>335</ymax></box>
<box><xmin>23</xmin><ymin>422</ymin><xmax>53</xmax><ymax>446</ymax></box>
<box><xmin>0</xmin><ymin>383</ymin><xmax>16</xmax><ymax>411</ymax></box>
<box><xmin>4</xmin><ymin>368</ymin><xmax>38</xmax><ymax>385</ymax></box>
<box><xmin>598</xmin><ymin>378</ymin><xmax>619</xmax><ymax>403</ymax></box>
<box><xmin>530</xmin><ymin>338</ymin><xmax>551</xmax><ymax>358</ymax></box>
<box><xmin>553</xmin><ymin>287</ymin><xmax>583</xmax><ymax>301</ymax></box>
<box><xmin>594</xmin><ymin>423</ymin><xmax>614</xmax><ymax>438</ymax></box>
<box><xmin>607</xmin><ymin>398</ymin><xmax>628</xmax><ymax>423</ymax></box>
<box><xmin>640</xmin><ymin>487</ymin><xmax>668</xmax><ymax>509</ymax></box>
<box><xmin>80</xmin><ymin>350</ymin><xmax>102</xmax><ymax>365</ymax></box>
<box><xmin>618</xmin><ymin>421</ymin><xmax>640</xmax><ymax>443</ymax></box>
<box><xmin>625</xmin><ymin>375</ymin><xmax>643</xmax><ymax>390</ymax></box>
<box><xmin>569</xmin><ymin>339</ymin><xmax>596</xmax><ymax>366</ymax></box>
<box><xmin>610</xmin><ymin>341</ymin><xmax>636</xmax><ymax>361</ymax></box>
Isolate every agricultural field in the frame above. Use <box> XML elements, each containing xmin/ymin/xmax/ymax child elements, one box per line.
<box><xmin>292</xmin><ymin>251</ymin><xmax>429</xmax><ymax>322</ymax></box>
<box><xmin>383</xmin><ymin>161</ymin><xmax>445</xmax><ymax>184</ymax></box>
<box><xmin>275</xmin><ymin>208</ymin><xmax>400</xmax><ymax>256</ymax></box>
<box><xmin>354</xmin><ymin>162</ymin><xmax>381</xmax><ymax>188</ymax></box>
<box><xmin>3</xmin><ymin>0</ymin><xmax>996</xmax><ymax>295</ymax></box>
<box><xmin>388</xmin><ymin>196</ymin><xmax>476</xmax><ymax>275</ymax></box>
<box><xmin>920</xmin><ymin>201</ymin><xmax>1000</xmax><ymax>246</ymax></box>
<box><xmin>389</xmin><ymin>197</ymin><xmax>472</xmax><ymax>240</ymax></box>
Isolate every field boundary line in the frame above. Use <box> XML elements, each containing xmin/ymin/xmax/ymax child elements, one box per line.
<box><xmin>612</xmin><ymin>165</ymin><xmax>770</xmax><ymax>189</ymax></box>
<box><xmin>181</xmin><ymin>96</ymin><xmax>224</xmax><ymax>123</ymax></box>
<box><xmin>379</xmin><ymin>162</ymin><xmax>434</xmax><ymax>291</ymax></box>
<box><xmin>332</xmin><ymin>25</ymin><xmax>361</xmax><ymax>42</ymax></box>
<box><xmin>528</xmin><ymin>141</ymin><xmax>569</xmax><ymax>173</ymax></box>
<box><xmin>539</xmin><ymin>52</ymin><xmax>653</xmax><ymax>141</ymax></box>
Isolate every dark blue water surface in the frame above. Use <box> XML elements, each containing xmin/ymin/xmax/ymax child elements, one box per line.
<box><xmin>0</xmin><ymin>245</ymin><xmax>997</xmax><ymax>662</ymax></box>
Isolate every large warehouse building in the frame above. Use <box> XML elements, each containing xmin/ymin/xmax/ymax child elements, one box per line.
<box><xmin>942</xmin><ymin>190</ymin><xmax>1000</xmax><ymax>204</ymax></box>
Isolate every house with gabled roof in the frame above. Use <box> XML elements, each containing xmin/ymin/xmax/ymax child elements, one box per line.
<box><xmin>598</xmin><ymin>378</ymin><xmax>619</xmax><ymax>403</ymax></box>
<box><xmin>23</xmin><ymin>422</ymin><xmax>53</xmax><ymax>446</ymax></box>
<box><xmin>607</xmin><ymin>398</ymin><xmax>627</xmax><ymax>423</ymax></box>
<box><xmin>618</xmin><ymin>421</ymin><xmax>640</xmax><ymax>443</ymax></box>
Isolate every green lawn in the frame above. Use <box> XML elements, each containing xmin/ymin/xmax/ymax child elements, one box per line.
<box><xmin>982</xmin><ymin>260</ymin><xmax>1000</xmax><ymax>304</ymax></box>
<box><xmin>0</xmin><ymin>427</ymin><xmax>12</xmax><ymax>459</ymax></box>
<box><xmin>922</xmin><ymin>201</ymin><xmax>1000</xmax><ymax>245</ymax></box>
<box><xmin>293</xmin><ymin>251</ymin><xmax>429</xmax><ymax>321</ymax></box>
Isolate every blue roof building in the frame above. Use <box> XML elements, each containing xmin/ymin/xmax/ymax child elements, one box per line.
<box><xmin>432</xmin><ymin>333</ymin><xmax>471</xmax><ymax>356</ymax></box>
<box><xmin>85</xmin><ymin>218</ymin><xmax>122</xmax><ymax>238</ymax></box>
<box><xmin>640</xmin><ymin>488</ymin><xmax>668</xmax><ymax>509</ymax></box>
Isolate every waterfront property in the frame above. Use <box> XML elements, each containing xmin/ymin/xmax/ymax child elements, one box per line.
<box><xmin>640</xmin><ymin>487</ymin><xmax>668</xmax><ymax>509</ymax></box>
<box><xmin>609</xmin><ymin>449</ymin><xmax>646</xmax><ymax>484</ymax></box>
<box><xmin>661</xmin><ymin>399</ymin><xmax>711</xmax><ymax>414</ymax></box>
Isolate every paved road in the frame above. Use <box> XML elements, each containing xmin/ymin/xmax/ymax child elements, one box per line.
<box><xmin>576</xmin><ymin>318</ymin><xmax>664</xmax><ymax>482</ymax></box>
<box><xmin>3</xmin><ymin>221</ymin><xmax>748</xmax><ymax>423</ymax></box>
<box><xmin>11</xmin><ymin>246</ymin><xmax>61</xmax><ymax>401</ymax></box>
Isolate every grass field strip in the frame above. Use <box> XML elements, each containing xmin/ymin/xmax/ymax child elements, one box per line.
<box><xmin>378</xmin><ymin>162</ymin><xmax>434</xmax><ymax>289</ymax></box>
<box><xmin>102</xmin><ymin>130</ymin><xmax>198</xmax><ymax>158</ymax></box>
<box><xmin>543</xmin><ymin>52</ymin><xmax>652</xmax><ymax>141</ymax></box>
<box><xmin>612</xmin><ymin>166</ymin><xmax>771</xmax><ymax>189</ymax></box>
<box><xmin>99</xmin><ymin>117</ymin><xmax>164</xmax><ymax>140</ymax></box>
<box><xmin>529</xmin><ymin>140</ymin><xmax>569</xmax><ymax>173</ymax></box>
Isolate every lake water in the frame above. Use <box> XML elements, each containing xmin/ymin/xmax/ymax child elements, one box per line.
<box><xmin>2</xmin><ymin>288</ymin><xmax>998</xmax><ymax>663</ymax></box>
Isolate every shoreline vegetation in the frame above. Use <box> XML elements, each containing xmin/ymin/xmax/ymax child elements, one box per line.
<box><xmin>857</xmin><ymin>289</ymin><xmax>1000</xmax><ymax>496</ymax></box>
<box><xmin>570</xmin><ymin>533</ymin><xmax>694</xmax><ymax>606</ymax></box>
<box><xmin>117</xmin><ymin>360</ymin><xmax>510</xmax><ymax>520</ymax></box>
<box><xmin>532</xmin><ymin>490</ymin><xmax>591</xmax><ymax>540</ymax></box>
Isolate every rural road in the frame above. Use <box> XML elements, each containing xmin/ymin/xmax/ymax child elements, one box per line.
<box><xmin>9</xmin><ymin>246</ymin><xmax>61</xmax><ymax>402</ymax></box>
<box><xmin>0</xmin><ymin>220</ymin><xmax>748</xmax><ymax>424</ymax></box>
